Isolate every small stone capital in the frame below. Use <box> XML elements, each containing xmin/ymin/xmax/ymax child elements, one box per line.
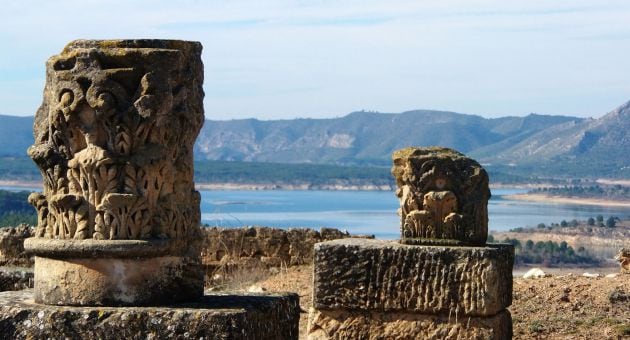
<box><xmin>391</xmin><ymin>146</ymin><xmax>490</xmax><ymax>245</ymax></box>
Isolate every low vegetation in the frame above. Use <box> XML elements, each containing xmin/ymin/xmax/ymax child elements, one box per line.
<box><xmin>491</xmin><ymin>236</ymin><xmax>601</xmax><ymax>266</ymax></box>
<box><xmin>0</xmin><ymin>156</ymin><xmax>601</xmax><ymax>187</ymax></box>
<box><xmin>492</xmin><ymin>217</ymin><xmax>629</xmax><ymax>264</ymax></box>
<box><xmin>510</xmin><ymin>215</ymin><xmax>621</xmax><ymax>234</ymax></box>
<box><xmin>531</xmin><ymin>184</ymin><xmax>630</xmax><ymax>200</ymax></box>
<box><xmin>194</xmin><ymin>160</ymin><xmax>393</xmax><ymax>187</ymax></box>
<box><xmin>0</xmin><ymin>190</ymin><xmax>36</xmax><ymax>227</ymax></box>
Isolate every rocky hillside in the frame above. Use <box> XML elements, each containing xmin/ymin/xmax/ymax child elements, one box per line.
<box><xmin>475</xmin><ymin>100</ymin><xmax>630</xmax><ymax>168</ymax></box>
<box><xmin>194</xmin><ymin>110</ymin><xmax>581</xmax><ymax>165</ymax></box>
<box><xmin>2</xmin><ymin>99</ymin><xmax>629</xmax><ymax>178</ymax></box>
<box><xmin>0</xmin><ymin>110</ymin><xmax>580</xmax><ymax>164</ymax></box>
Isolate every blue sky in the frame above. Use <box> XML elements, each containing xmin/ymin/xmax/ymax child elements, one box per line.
<box><xmin>1</xmin><ymin>0</ymin><xmax>629</xmax><ymax>120</ymax></box>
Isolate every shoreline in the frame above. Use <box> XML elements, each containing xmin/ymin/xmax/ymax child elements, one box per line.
<box><xmin>0</xmin><ymin>180</ymin><xmax>42</xmax><ymax>189</ymax></box>
<box><xmin>504</xmin><ymin>193</ymin><xmax>630</xmax><ymax>207</ymax></box>
<box><xmin>1</xmin><ymin>179</ymin><xmax>628</xmax><ymax>204</ymax></box>
<box><xmin>0</xmin><ymin>179</ymin><xmax>549</xmax><ymax>192</ymax></box>
<box><xmin>0</xmin><ymin>180</ymin><xmax>395</xmax><ymax>192</ymax></box>
<box><xmin>195</xmin><ymin>182</ymin><xmax>394</xmax><ymax>191</ymax></box>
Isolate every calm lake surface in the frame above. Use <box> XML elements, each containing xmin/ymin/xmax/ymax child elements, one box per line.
<box><xmin>200</xmin><ymin>188</ymin><xmax>630</xmax><ymax>239</ymax></box>
<box><xmin>4</xmin><ymin>186</ymin><xmax>628</xmax><ymax>239</ymax></box>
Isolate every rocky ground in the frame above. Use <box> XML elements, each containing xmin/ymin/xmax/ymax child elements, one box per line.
<box><xmin>216</xmin><ymin>265</ymin><xmax>630</xmax><ymax>340</ymax></box>
<box><xmin>3</xmin><ymin>225</ymin><xmax>628</xmax><ymax>338</ymax></box>
<box><xmin>512</xmin><ymin>273</ymin><xmax>629</xmax><ymax>339</ymax></box>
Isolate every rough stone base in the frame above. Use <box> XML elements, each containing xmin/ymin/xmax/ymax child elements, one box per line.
<box><xmin>33</xmin><ymin>255</ymin><xmax>203</xmax><ymax>306</ymax></box>
<box><xmin>0</xmin><ymin>267</ymin><xmax>33</xmax><ymax>292</ymax></box>
<box><xmin>313</xmin><ymin>239</ymin><xmax>513</xmax><ymax>316</ymax></box>
<box><xmin>0</xmin><ymin>290</ymin><xmax>299</xmax><ymax>340</ymax></box>
<box><xmin>25</xmin><ymin>238</ymin><xmax>204</xmax><ymax>306</ymax></box>
<box><xmin>307</xmin><ymin>308</ymin><xmax>512</xmax><ymax>340</ymax></box>
<box><xmin>0</xmin><ymin>226</ymin><xmax>33</xmax><ymax>267</ymax></box>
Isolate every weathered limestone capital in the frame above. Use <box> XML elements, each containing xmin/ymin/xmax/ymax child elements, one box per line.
<box><xmin>391</xmin><ymin>146</ymin><xmax>490</xmax><ymax>246</ymax></box>
<box><xmin>24</xmin><ymin>39</ymin><xmax>205</xmax><ymax>306</ymax></box>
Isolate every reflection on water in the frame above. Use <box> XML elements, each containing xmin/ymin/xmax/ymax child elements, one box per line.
<box><xmin>200</xmin><ymin>189</ymin><xmax>630</xmax><ymax>239</ymax></box>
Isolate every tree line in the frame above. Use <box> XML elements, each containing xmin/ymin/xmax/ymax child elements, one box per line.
<box><xmin>531</xmin><ymin>185</ymin><xmax>630</xmax><ymax>200</ymax></box>
<box><xmin>508</xmin><ymin>215</ymin><xmax>623</xmax><ymax>233</ymax></box>
<box><xmin>487</xmin><ymin>235</ymin><xmax>600</xmax><ymax>266</ymax></box>
<box><xmin>0</xmin><ymin>190</ymin><xmax>36</xmax><ymax>227</ymax></box>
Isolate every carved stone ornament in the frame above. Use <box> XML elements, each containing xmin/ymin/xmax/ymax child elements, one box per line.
<box><xmin>24</xmin><ymin>39</ymin><xmax>205</xmax><ymax>306</ymax></box>
<box><xmin>391</xmin><ymin>147</ymin><xmax>490</xmax><ymax>246</ymax></box>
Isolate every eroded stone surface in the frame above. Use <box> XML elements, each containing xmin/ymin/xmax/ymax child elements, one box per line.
<box><xmin>0</xmin><ymin>226</ymin><xmax>33</xmax><ymax>267</ymax></box>
<box><xmin>313</xmin><ymin>239</ymin><xmax>513</xmax><ymax>316</ymax></box>
<box><xmin>0</xmin><ymin>268</ymin><xmax>33</xmax><ymax>292</ymax></box>
<box><xmin>307</xmin><ymin>308</ymin><xmax>512</xmax><ymax>340</ymax></box>
<box><xmin>23</xmin><ymin>39</ymin><xmax>205</xmax><ymax>306</ymax></box>
<box><xmin>0</xmin><ymin>290</ymin><xmax>299</xmax><ymax>340</ymax></box>
<box><xmin>616</xmin><ymin>248</ymin><xmax>629</xmax><ymax>273</ymax></box>
<box><xmin>202</xmin><ymin>226</ymin><xmax>372</xmax><ymax>268</ymax></box>
<box><xmin>391</xmin><ymin>147</ymin><xmax>490</xmax><ymax>245</ymax></box>
<box><xmin>32</xmin><ymin>255</ymin><xmax>202</xmax><ymax>306</ymax></box>
<box><xmin>28</xmin><ymin>39</ymin><xmax>204</xmax><ymax>242</ymax></box>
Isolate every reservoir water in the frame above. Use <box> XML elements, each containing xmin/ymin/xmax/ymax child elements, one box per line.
<box><xmin>4</xmin><ymin>186</ymin><xmax>628</xmax><ymax>239</ymax></box>
<box><xmin>200</xmin><ymin>188</ymin><xmax>630</xmax><ymax>239</ymax></box>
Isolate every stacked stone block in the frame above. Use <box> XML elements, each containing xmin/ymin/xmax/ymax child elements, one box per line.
<box><xmin>308</xmin><ymin>147</ymin><xmax>513</xmax><ymax>339</ymax></box>
<box><xmin>308</xmin><ymin>239</ymin><xmax>513</xmax><ymax>339</ymax></box>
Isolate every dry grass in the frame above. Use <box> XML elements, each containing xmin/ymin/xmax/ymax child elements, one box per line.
<box><xmin>241</xmin><ymin>265</ymin><xmax>313</xmax><ymax>339</ymax></box>
<box><xmin>204</xmin><ymin>258</ymin><xmax>278</xmax><ymax>292</ymax></box>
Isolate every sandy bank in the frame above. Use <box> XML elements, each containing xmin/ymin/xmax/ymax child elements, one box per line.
<box><xmin>596</xmin><ymin>178</ymin><xmax>630</xmax><ymax>186</ymax></box>
<box><xmin>0</xmin><ymin>180</ymin><xmax>42</xmax><ymax>189</ymax></box>
<box><xmin>505</xmin><ymin>193</ymin><xmax>630</xmax><ymax>207</ymax></box>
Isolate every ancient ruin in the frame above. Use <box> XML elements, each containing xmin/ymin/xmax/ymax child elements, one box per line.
<box><xmin>616</xmin><ymin>248</ymin><xmax>630</xmax><ymax>273</ymax></box>
<box><xmin>0</xmin><ymin>40</ymin><xmax>299</xmax><ymax>339</ymax></box>
<box><xmin>391</xmin><ymin>147</ymin><xmax>490</xmax><ymax>245</ymax></box>
<box><xmin>27</xmin><ymin>39</ymin><xmax>203</xmax><ymax>243</ymax></box>
<box><xmin>21</xmin><ymin>39</ymin><xmax>205</xmax><ymax>306</ymax></box>
<box><xmin>308</xmin><ymin>147</ymin><xmax>514</xmax><ymax>339</ymax></box>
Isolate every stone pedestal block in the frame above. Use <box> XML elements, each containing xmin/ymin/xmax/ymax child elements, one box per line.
<box><xmin>313</xmin><ymin>239</ymin><xmax>513</xmax><ymax>317</ymax></box>
<box><xmin>25</xmin><ymin>238</ymin><xmax>203</xmax><ymax>306</ymax></box>
<box><xmin>0</xmin><ymin>290</ymin><xmax>299</xmax><ymax>340</ymax></box>
<box><xmin>308</xmin><ymin>308</ymin><xmax>512</xmax><ymax>340</ymax></box>
<box><xmin>308</xmin><ymin>148</ymin><xmax>514</xmax><ymax>339</ymax></box>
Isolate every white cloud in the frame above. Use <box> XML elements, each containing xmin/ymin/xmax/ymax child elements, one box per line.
<box><xmin>1</xmin><ymin>0</ymin><xmax>629</xmax><ymax>119</ymax></box>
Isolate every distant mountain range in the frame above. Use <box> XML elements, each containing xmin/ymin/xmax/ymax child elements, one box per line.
<box><xmin>195</xmin><ymin>110</ymin><xmax>582</xmax><ymax>165</ymax></box>
<box><xmin>2</xmin><ymin>100</ymin><xmax>629</xmax><ymax>178</ymax></box>
<box><xmin>0</xmin><ymin>115</ymin><xmax>37</xmax><ymax>157</ymax></box>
